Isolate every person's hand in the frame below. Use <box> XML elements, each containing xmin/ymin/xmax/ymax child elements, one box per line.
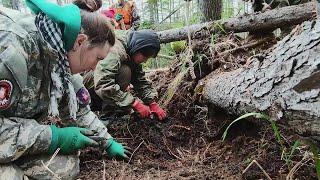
<box><xmin>105</xmin><ymin>139</ymin><xmax>131</xmax><ymax>159</ymax></box>
<box><xmin>49</xmin><ymin>125</ymin><xmax>99</xmax><ymax>154</ymax></box>
<box><xmin>132</xmin><ymin>99</ymin><xmax>151</xmax><ymax>118</ymax></box>
<box><xmin>149</xmin><ymin>102</ymin><xmax>167</xmax><ymax>121</ymax></box>
<box><xmin>115</xmin><ymin>13</ymin><xmax>123</xmax><ymax>21</ymax></box>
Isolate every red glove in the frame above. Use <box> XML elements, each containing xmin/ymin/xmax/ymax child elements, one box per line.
<box><xmin>149</xmin><ymin>102</ymin><xmax>167</xmax><ymax>121</ymax></box>
<box><xmin>132</xmin><ymin>99</ymin><xmax>151</xmax><ymax>118</ymax></box>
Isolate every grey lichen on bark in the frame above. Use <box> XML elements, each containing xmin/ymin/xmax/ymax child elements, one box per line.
<box><xmin>203</xmin><ymin>20</ymin><xmax>320</xmax><ymax>140</ymax></box>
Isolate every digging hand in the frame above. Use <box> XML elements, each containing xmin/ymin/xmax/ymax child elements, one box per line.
<box><xmin>105</xmin><ymin>138</ymin><xmax>131</xmax><ymax>159</ymax></box>
<box><xmin>49</xmin><ymin>125</ymin><xmax>99</xmax><ymax>154</ymax></box>
<box><xmin>132</xmin><ymin>99</ymin><xmax>151</xmax><ymax>119</ymax></box>
<box><xmin>149</xmin><ymin>102</ymin><xmax>167</xmax><ymax>121</ymax></box>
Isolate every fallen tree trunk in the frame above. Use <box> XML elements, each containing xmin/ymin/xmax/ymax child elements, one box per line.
<box><xmin>202</xmin><ymin>19</ymin><xmax>320</xmax><ymax>140</ymax></box>
<box><xmin>157</xmin><ymin>2</ymin><xmax>316</xmax><ymax>43</ymax></box>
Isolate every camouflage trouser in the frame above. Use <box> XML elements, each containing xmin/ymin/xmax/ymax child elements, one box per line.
<box><xmin>89</xmin><ymin>64</ymin><xmax>132</xmax><ymax>119</ymax></box>
<box><xmin>0</xmin><ymin>154</ymin><xmax>79</xmax><ymax>180</ymax></box>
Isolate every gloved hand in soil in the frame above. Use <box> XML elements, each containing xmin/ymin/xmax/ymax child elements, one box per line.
<box><xmin>105</xmin><ymin>138</ymin><xmax>131</xmax><ymax>159</ymax></box>
<box><xmin>149</xmin><ymin>102</ymin><xmax>167</xmax><ymax>121</ymax></box>
<box><xmin>49</xmin><ymin>125</ymin><xmax>100</xmax><ymax>154</ymax></box>
<box><xmin>132</xmin><ymin>99</ymin><xmax>151</xmax><ymax>119</ymax></box>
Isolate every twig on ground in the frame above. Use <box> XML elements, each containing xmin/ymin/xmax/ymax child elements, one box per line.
<box><xmin>127</xmin><ymin>124</ymin><xmax>134</xmax><ymax>139</ymax></box>
<box><xmin>220</xmin><ymin>37</ymin><xmax>273</xmax><ymax>58</ymax></box>
<box><xmin>102</xmin><ymin>160</ymin><xmax>106</xmax><ymax>180</ymax></box>
<box><xmin>162</xmin><ymin>137</ymin><xmax>183</xmax><ymax>160</ymax></box>
<box><xmin>202</xmin><ymin>143</ymin><xmax>212</xmax><ymax>160</ymax></box>
<box><xmin>242</xmin><ymin>159</ymin><xmax>272</xmax><ymax>180</ymax></box>
<box><xmin>128</xmin><ymin>140</ymin><xmax>144</xmax><ymax>164</ymax></box>
<box><xmin>41</xmin><ymin>148</ymin><xmax>61</xmax><ymax>180</ymax></box>
<box><xmin>41</xmin><ymin>160</ymin><xmax>61</xmax><ymax>180</ymax></box>
<box><xmin>286</xmin><ymin>151</ymin><xmax>312</xmax><ymax>180</ymax></box>
<box><xmin>143</xmin><ymin>141</ymin><xmax>159</xmax><ymax>154</ymax></box>
<box><xmin>46</xmin><ymin>148</ymin><xmax>60</xmax><ymax>166</ymax></box>
<box><xmin>116</xmin><ymin>138</ymin><xmax>134</xmax><ymax>140</ymax></box>
<box><xmin>168</xmin><ymin>124</ymin><xmax>191</xmax><ymax>131</ymax></box>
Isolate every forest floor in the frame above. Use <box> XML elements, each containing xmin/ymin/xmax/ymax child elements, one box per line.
<box><xmin>78</xmin><ymin>32</ymin><xmax>317</xmax><ymax>180</ymax></box>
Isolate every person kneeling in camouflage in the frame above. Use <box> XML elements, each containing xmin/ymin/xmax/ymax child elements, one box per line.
<box><xmin>83</xmin><ymin>30</ymin><xmax>167</xmax><ymax>122</ymax></box>
<box><xmin>0</xmin><ymin>1</ymin><xmax>130</xmax><ymax>179</ymax></box>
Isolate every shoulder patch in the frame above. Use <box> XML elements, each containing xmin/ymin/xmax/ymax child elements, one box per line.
<box><xmin>0</xmin><ymin>80</ymin><xmax>13</xmax><ymax>109</ymax></box>
<box><xmin>76</xmin><ymin>87</ymin><xmax>91</xmax><ymax>107</ymax></box>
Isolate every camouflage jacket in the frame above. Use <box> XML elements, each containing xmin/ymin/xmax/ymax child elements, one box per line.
<box><xmin>83</xmin><ymin>30</ymin><xmax>157</xmax><ymax>108</ymax></box>
<box><xmin>0</xmin><ymin>7</ymin><xmax>111</xmax><ymax>163</ymax></box>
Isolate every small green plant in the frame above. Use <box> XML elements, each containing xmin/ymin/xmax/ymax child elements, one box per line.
<box><xmin>310</xmin><ymin>142</ymin><xmax>320</xmax><ymax>180</ymax></box>
<box><xmin>222</xmin><ymin>112</ymin><xmax>301</xmax><ymax>169</ymax></box>
<box><xmin>213</xmin><ymin>21</ymin><xmax>227</xmax><ymax>34</ymax></box>
<box><xmin>222</xmin><ymin>112</ymin><xmax>269</xmax><ymax>141</ymax></box>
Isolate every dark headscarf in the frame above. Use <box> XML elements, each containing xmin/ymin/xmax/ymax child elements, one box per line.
<box><xmin>127</xmin><ymin>29</ymin><xmax>160</xmax><ymax>57</ymax></box>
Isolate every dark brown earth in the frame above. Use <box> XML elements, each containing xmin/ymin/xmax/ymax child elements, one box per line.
<box><xmin>78</xmin><ymin>34</ymin><xmax>317</xmax><ymax>180</ymax></box>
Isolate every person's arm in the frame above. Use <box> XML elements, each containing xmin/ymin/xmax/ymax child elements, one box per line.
<box><xmin>68</xmin><ymin>74</ymin><xmax>112</xmax><ymax>140</ymax></box>
<box><xmin>132</xmin><ymin>65</ymin><xmax>158</xmax><ymax>104</ymax></box>
<box><xmin>132</xmin><ymin>65</ymin><xmax>167</xmax><ymax>120</ymax></box>
<box><xmin>0</xmin><ymin>116</ymin><xmax>52</xmax><ymax>163</ymax></box>
<box><xmin>62</xmin><ymin>74</ymin><xmax>130</xmax><ymax>159</ymax></box>
<box><xmin>0</xmin><ymin>51</ymin><xmax>52</xmax><ymax>163</ymax></box>
<box><xmin>94</xmin><ymin>51</ymin><xmax>135</xmax><ymax>108</ymax></box>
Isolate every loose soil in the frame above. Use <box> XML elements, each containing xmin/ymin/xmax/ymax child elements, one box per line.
<box><xmin>78</xmin><ymin>34</ymin><xmax>317</xmax><ymax>180</ymax></box>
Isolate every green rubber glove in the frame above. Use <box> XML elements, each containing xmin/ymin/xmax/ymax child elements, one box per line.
<box><xmin>105</xmin><ymin>139</ymin><xmax>131</xmax><ymax>159</ymax></box>
<box><xmin>49</xmin><ymin>125</ymin><xmax>99</xmax><ymax>154</ymax></box>
<box><xmin>115</xmin><ymin>13</ymin><xmax>123</xmax><ymax>21</ymax></box>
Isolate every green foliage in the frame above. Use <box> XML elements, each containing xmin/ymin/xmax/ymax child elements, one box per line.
<box><xmin>222</xmin><ymin>112</ymin><xmax>301</xmax><ymax>169</ymax></box>
<box><xmin>140</xmin><ymin>21</ymin><xmax>154</xmax><ymax>30</ymax></box>
<box><xmin>214</xmin><ymin>22</ymin><xmax>227</xmax><ymax>34</ymax></box>
<box><xmin>310</xmin><ymin>143</ymin><xmax>320</xmax><ymax>180</ymax></box>
<box><xmin>270</xmin><ymin>120</ymin><xmax>300</xmax><ymax>168</ymax></box>
<box><xmin>1</xmin><ymin>0</ymin><xmax>13</xmax><ymax>8</ymax></box>
<box><xmin>170</xmin><ymin>40</ymin><xmax>186</xmax><ymax>54</ymax></box>
<box><xmin>221</xmin><ymin>0</ymin><xmax>234</xmax><ymax>19</ymax></box>
<box><xmin>143</xmin><ymin>43</ymin><xmax>175</xmax><ymax>70</ymax></box>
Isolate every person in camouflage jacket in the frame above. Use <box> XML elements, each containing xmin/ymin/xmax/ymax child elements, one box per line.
<box><xmin>83</xmin><ymin>30</ymin><xmax>167</xmax><ymax>121</ymax></box>
<box><xmin>0</xmin><ymin>1</ymin><xmax>130</xmax><ymax>179</ymax></box>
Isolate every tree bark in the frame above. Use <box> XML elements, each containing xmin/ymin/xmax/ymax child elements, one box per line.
<box><xmin>197</xmin><ymin>0</ymin><xmax>222</xmax><ymax>22</ymax></box>
<box><xmin>157</xmin><ymin>2</ymin><xmax>316</xmax><ymax>43</ymax></box>
<box><xmin>202</xmin><ymin>19</ymin><xmax>320</xmax><ymax>140</ymax></box>
<box><xmin>11</xmin><ymin>0</ymin><xmax>20</xmax><ymax>10</ymax></box>
<box><xmin>148</xmin><ymin>0</ymin><xmax>155</xmax><ymax>23</ymax></box>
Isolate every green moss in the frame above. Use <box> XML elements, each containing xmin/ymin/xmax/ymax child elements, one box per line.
<box><xmin>170</xmin><ymin>40</ymin><xmax>187</xmax><ymax>54</ymax></box>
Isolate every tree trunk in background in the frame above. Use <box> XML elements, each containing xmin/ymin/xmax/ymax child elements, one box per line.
<box><xmin>160</xmin><ymin>0</ymin><xmax>163</xmax><ymax>22</ymax></box>
<box><xmin>169</xmin><ymin>0</ymin><xmax>172</xmax><ymax>23</ymax></box>
<box><xmin>202</xmin><ymin>19</ymin><xmax>320</xmax><ymax>141</ymax></box>
<box><xmin>2</xmin><ymin>0</ymin><xmax>20</xmax><ymax>10</ymax></box>
<box><xmin>198</xmin><ymin>0</ymin><xmax>222</xmax><ymax>22</ymax></box>
<box><xmin>155</xmin><ymin>0</ymin><xmax>159</xmax><ymax>23</ymax></box>
<box><xmin>157</xmin><ymin>2</ymin><xmax>315</xmax><ymax>43</ymax></box>
<box><xmin>11</xmin><ymin>0</ymin><xmax>20</xmax><ymax>10</ymax></box>
<box><xmin>148</xmin><ymin>0</ymin><xmax>155</xmax><ymax>23</ymax></box>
